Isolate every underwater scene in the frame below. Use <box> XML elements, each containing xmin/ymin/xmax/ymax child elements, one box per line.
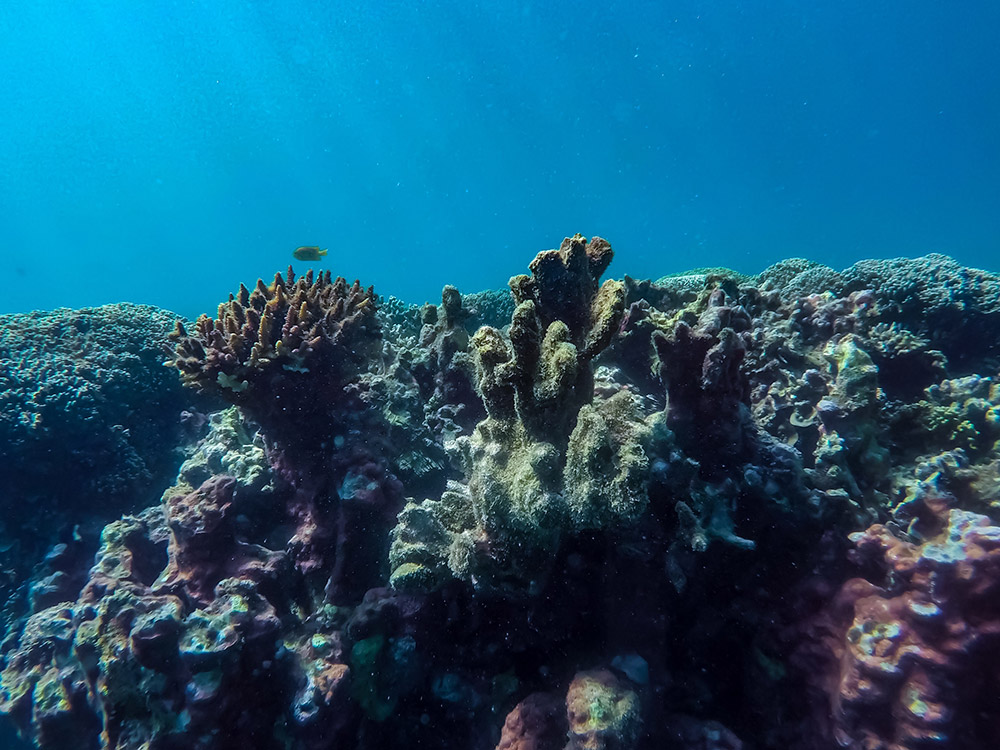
<box><xmin>1</xmin><ymin>2</ymin><xmax>999</xmax><ymax>750</ymax></box>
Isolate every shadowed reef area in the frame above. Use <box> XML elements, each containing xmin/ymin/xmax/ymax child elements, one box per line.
<box><xmin>2</xmin><ymin>236</ymin><xmax>1000</xmax><ymax>750</ymax></box>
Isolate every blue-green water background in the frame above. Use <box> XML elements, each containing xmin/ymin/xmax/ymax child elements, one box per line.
<box><xmin>1</xmin><ymin>1</ymin><xmax>997</xmax><ymax>319</ymax></box>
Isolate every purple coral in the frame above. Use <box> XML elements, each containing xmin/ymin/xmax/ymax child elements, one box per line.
<box><xmin>819</xmin><ymin>498</ymin><xmax>1000</xmax><ymax>749</ymax></box>
<box><xmin>653</xmin><ymin>288</ymin><xmax>755</xmax><ymax>477</ymax></box>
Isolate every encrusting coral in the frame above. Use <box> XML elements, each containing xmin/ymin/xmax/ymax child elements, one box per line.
<box><xmin>800</xmin><ymin>494</ymin><xmax>1000</xmax><ymax>749</ymax></box>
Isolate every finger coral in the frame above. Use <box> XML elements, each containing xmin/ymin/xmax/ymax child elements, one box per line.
<box><xmin>390</xmin><ymin>235</ymin><xmax>650</xmax><ymax>593</ymax></box>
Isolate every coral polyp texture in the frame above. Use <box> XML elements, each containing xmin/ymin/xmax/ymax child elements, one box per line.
<box><xmin>389</xmin><ymin>234</ymin><xmax>646</xmax><ymax>593</ymax></box>
<box><xmin>803</xmin><ymin>495</ymin><xmax>1000</xmax><ymax>749</ymax></box>
<box><xmin>2</xmin><ymin>240</ymin><xmax>1000</xmax><ymax>749</ymax></box>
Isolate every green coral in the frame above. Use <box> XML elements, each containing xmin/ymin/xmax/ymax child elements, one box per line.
<box><xmin>349</xmin><ymin>634</ymin><xmax>421</xmax><ymax>722</ymax></box>
<box><xmin>565</xmin><ymin>669</ymin><xmax>642</xmax><ymax>750</ymax></box>
<box><xmin>564</xmin><ymin>392</ymin><xmax>652</xmax><ymax>529</ymax></box>
<box><xmin>389</xmin><ymin>236</ymin><xmax>651</xmax><ymax>593</ymax></box>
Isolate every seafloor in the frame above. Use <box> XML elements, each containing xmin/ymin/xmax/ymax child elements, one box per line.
<box><xmin>1</xmin><ymin>235</ymin><xmax>999</xmax><ymax>750</ymax></box>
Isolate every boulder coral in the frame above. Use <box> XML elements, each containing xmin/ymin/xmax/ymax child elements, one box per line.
<box><xmin>0</xmin><ymin>303</ymin><xmax>194</xmax><ymax>615</ymax></box>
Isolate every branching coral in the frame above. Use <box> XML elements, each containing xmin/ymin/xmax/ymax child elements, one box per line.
<box><xmin>168</xmin><ymin>267</ymin><xmax>403</xmax><ymax>603</ymax></box>
<box><xmin>390</xmin><ymin>235</ymin><xmax>648</xmax><ymax>592</ymax></box>
<box><xmin>169</xmin><ymin>266</ymin><xmax>379</xmax><ymax>447</ymax></box>
<box><xmin>483</xmin><ymin>234</ymin><xmax>624</xmax><ymax>442</ymax></box>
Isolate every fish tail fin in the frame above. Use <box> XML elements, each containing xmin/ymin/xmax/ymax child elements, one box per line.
<box><xmin>319</xmin><ymin>248</ymin><xmax>328</xmax><ymax>256</ymax></box>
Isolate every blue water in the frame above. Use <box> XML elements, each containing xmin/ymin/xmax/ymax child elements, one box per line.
<box><xmin>1</xmin><ymin>1</ymin><xmax>997</xmax><ymax>319</ymax></box>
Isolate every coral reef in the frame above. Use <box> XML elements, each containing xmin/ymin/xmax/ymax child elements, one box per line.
<box><xmin>565</xmin><ymin>669</ymin><xmax>641</xmax><ymax>750</ymax></box>
<box><xmin>2</xmin><ymin>239</ymin><xmax>1000</xmax><ymax>750</ymax></box>
<box><xmin>169</xmin><ymin>268</ymin><xmax>407</xmax><ymax>604</ymax></box>
<box><xmin>389</xmin><ymin>235</ymin><xmax>646</xmax><ymax>593</ymax></box>
<box><xmin>838</xmin><ymin>253</ymin><xmax>1000</xmax><ymax>370</ymax></box>
<box><xmin>0</xmin><ymin>303</ymin><xmax>198</xmax><ymax>618</ymax></box>
<box><xmin>168</xmin><ymin>267</ymin><xmax>380</xmax><ymax>450</ymax></box>
<box><xmin>799</xmin><ymin>495</ymin><xmax>1000</xmax><ymax>749</ymax></box>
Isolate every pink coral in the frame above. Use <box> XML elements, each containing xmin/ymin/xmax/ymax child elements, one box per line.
<box><xmin>496</xmin><ymin>692</ymin><xmax>567</xmax><ymax>750</ymax></box>
<box><xmin>824</xmin><ymin>499</ymin><xmax>1000</xmax><ymax>748</ymax></box>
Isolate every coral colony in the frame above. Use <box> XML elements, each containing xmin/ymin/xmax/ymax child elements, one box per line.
<box><xmin>2</xmin><ymin>235</ymin><xmax>1000</xmax><ymax>749</ymax></box>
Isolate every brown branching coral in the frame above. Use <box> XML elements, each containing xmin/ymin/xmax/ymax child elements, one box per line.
<box><xmin>167</xmin><ymin>267</ymin><xmax>396</xmax><ymax>605</ymax></box>
<box><xmin>168</xmin><ymin>266</ymin><xmax>379</xmax><ymax>445</ymax></box>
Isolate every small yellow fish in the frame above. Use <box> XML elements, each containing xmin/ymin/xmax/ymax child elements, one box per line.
<box><xmin>293</xmin><ymin>246</ymin><xmax>328</xmax><ymax>261</ymax></box>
